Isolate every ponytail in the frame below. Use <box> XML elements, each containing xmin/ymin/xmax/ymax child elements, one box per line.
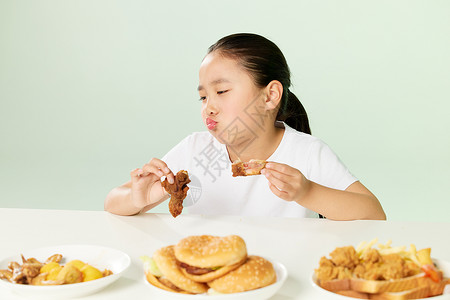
<box><xmin>276</xmin><ymin>90</ymin><xmax>311</xmax><ymax>134</ymax></box>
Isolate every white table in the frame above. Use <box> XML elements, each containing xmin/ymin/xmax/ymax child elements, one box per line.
<box><xmin>0</xmin><ymin>208</ymin><xmax>449</xmax><ymax>299</ymax></box>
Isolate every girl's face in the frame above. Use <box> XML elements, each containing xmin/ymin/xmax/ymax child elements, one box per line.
<box><xmin>198</xmin><ymin>52</ymin><xmax>265</xmax><ymax>149</ymax></box>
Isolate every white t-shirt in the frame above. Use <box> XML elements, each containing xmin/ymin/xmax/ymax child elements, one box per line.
<box><xmin>162</xmin><ymin>123</ymin><xmax>357</xmax><ymax>218</ymax></box>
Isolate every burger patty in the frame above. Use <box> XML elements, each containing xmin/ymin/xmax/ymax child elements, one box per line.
<box><xmin>158</xmin><ymin>277</ymin><xmax>183</xmax><ymax>292</ymax></box>
<box><xmin>179</xmin><ymin>262</ymin><xmax>215</xmax><ymax>275</ymax></box>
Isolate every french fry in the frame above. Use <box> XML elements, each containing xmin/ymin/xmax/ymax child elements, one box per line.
<box><xmin>378</xmin><ymin>240</ymin><xmax>392</xmax><ymax>250</ymax></box>
<box><xmin>357</xmin><ymin>238</ymin><xmax>378</xmax><ymax>257</ymax></box>
<box><xmin>407</xmin><ymin>244</ymin><xmax>421</xmax><ymax>266</ymax></box>
<box><xmin>356</xmin><ymin>241</ymin><xmax>366</xmax><ymax>254</ymax></box>
<box><xmin>378</xmin><ymin>245</ymin><xmax>406</xmax><ymax>255</ymax></box>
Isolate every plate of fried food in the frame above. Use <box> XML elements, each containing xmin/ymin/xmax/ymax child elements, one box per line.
<box><xmin>141</xmin><ymin>235</ymin><xmax>288</xmax><ymax>299</ymax></box>
<box><xmin>0</xmin><ymin>244</ymin><xmax>130</xmax><ymax>299</ymax></box>
<box><xmin>311</xmin><ymin>238</ymin><xmax>450</xmax><ymax>299</ymax></box>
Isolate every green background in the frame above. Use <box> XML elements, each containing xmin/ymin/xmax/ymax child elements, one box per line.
<box><xmin>1</xmin><ymin>0</ymin><xmax>449</xmax><ymax>221</ymax></box>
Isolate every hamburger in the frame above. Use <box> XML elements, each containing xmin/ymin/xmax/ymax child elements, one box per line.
<box><xmin>173</xmin><ymin>235</ymin><xmax>247</xmax><ymax>282</ymax></box>
<box><xmin>207</xmin><ymin>255</ymin><xmax>277</xmax><ymax>293</ymax></box>
<box><xmin>142</xmin><ymin>245</ymin><xmax>207</xmax><ymax>294</ymax></box>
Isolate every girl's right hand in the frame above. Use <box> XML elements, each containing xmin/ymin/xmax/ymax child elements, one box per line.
<box><xmin>129</xmin><ymin>158</ymin><xmax>175</xmax><ymax>209</ymax></box>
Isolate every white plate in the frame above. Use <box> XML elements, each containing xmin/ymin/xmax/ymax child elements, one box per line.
<box><xmin>0</xmin><ymin>244</ymin><xmax>131</xmax><ymax>299</ymax></box>
<box><xmin>144</xmin><ymin>259</ymin><xmax>287</xmax><ymax>299</ymax></box>
<box><xmin>311</xmin><ymin>258</ymin><xmax>450</xmax><ymax>299</ymax></box>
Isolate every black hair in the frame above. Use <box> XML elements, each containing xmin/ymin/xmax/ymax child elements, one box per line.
<box><xmin>207</xmin><ymin>33</ymin><xmax>311</xmax><ymax>134</ymax></box>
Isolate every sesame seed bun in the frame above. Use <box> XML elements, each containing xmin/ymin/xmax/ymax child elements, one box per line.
<box><xmin>151</xmin><ymin>245</ymin><xmax>208</xmax><ymax>294</ymax></box>
<box><xmin>207</xmin><ymin>255</ymin><xmax>277</xmax><ymax>293</ymax></box>
<box><xmin>174</xmin><ymin>235</ymin><xmax>248</xmax><ymax>282</ymax></box>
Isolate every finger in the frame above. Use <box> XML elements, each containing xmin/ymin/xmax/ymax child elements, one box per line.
<box><xmin>265</xmin><ymin>162</ymin><xmax>297</xmax><ymax>177</ymax></box>
<box><xmin>263</xmin><ymin>169</ymin><xmax>291</xmax><ymax>192</ymax></box>
<box><xmin>165</xmin><ymin>171</ymin><xmax>175</xmax><ymax>185</ymax></box>
<box><xmin>149</xmin><ymin>158</ymin><xmax>171</xmax><ymax>173</ymax></box>
<box><xmin>141</xmin><ymin>163</ymin><xmax>164</xmax><ymax>177</ymax></box>
<box><xmin>146</xmin><ymin>158</ymin><xmax>174</xmax><ymax>182</ymax></box>
<box><xmin>261</xmin><ymin>167</ymin><xmax>289</xmax><ymax>182</ymax></box>
<box><xmin>268</xmin><ymin>181</ymin><xmax>289</xmax><ymax>200</ymax></box>
<box><xmin>130</xmin><ymin>168</ymin><xmax>143</xmax><ymax>181</ymax></box>
<box><xmin>156</xmin><ymin>163</ymin><xmax>174</xmax><ymax>184</ymax></box>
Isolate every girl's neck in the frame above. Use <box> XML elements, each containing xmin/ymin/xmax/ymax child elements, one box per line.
<box><xmin>226</xmin><ymin>124</ymin><xmax>285</xmax><ymax>162</ymax></box>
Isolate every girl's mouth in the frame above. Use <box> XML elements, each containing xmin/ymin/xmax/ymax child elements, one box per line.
<box><xmin>206</xmin><ymin>118</ymin><xmax>217</xmax><ymax>130</ymax></box>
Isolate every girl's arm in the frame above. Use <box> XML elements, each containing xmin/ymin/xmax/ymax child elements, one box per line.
<box><xmin>104</xmin><ymin>181</ymin><xmax>169</xmax><ymax>216</ymax></box>
<box><xmin>104</xmin><ymin>158</ymin><xmax>174</xmax><ymax>216</ymax></box>
<box><xmin>262</xmin><ymin>163</ymin><xmax>386</xmax><ymax>220</ymax></box>
<box><xmin>303</xmin><ymin>181</ymin><xmax>385</xmax><ymax>220</ymax></box>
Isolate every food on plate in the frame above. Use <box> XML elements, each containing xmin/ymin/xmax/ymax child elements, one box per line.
<box><xmin>65</xmin><ymin>259</ymin><xmax>85</xmax><ymax>270</ymax></box>
<box><xmin>80</xmin><ymin>264</ymin><xmax>104</xmax><ymax>282</ymax></box>
<box><xmin>231</xmin><ymin>159</ymin><xmax>267</xmax><ymax>177</ymax></box>
<box><xmin>142</xmin><ymin>246</ymin><xmax>208</xmax><ymax>294</ymax></box>
<box><xmin>314</xmin><ymin>239</ymin><xmax>450</xmax><ymax>299</ymax></box>
<box><xmin>142</xmin><ymin>235</ymin><xmax>278</xmax><ymax>295</ymax></box>
<box><xmin>0</xmin><ymin>254</ymin><xmax>113</xmax><ymax>285</ymax></box>
<box><xmin>55</xmin><ymin>265</ymin><xmax>83</xmax><ymax>284</ymax></box>
<box><xmin>207</xmin><ymin>255</ymin><xmax>276</xmax><ymax>293</ymax></box>
<box><xmin>161</xmin><ymin>170</ymin><xmax>191</xmax><ymax>218</ymax></box>
<box><xmin>40</xmin><ymin>262</ymin><xmax>62</xmax><ymax>281</ymax></box>
<box><xmin>174</xmin><ymin>235</ymin><xmax>247</xmax><ymax>282</ymax></box>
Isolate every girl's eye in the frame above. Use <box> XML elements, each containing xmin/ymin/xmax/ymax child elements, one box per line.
<box><xmin>217</xmin><ymin>90</ymin><xmax>228</xmax><ymax>95</ymax></box>
<box><xmin>199</xmin><ymin>96</ymin><xmax>206</xmax><ymax>101</ymax></box>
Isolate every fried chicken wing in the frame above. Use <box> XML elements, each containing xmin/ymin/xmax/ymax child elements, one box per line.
<box><xmin>45</xmin><ymin>254</ymin><xmax>63</xmax><ymax>264</ymax></box>
<box><xmin>161</xmin><ymin>170</ymin><xmax>191</xmax><ymax>218</ymax></box>
<box><xmin>0</xmin><ymin>269</ymin><xmax>13</xmax><ymax>282</ymax></box>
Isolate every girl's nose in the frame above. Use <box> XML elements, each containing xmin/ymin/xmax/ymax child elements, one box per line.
<box><xmin>205</xmin><ymin>99</ymin><xmax>218</xmax><ymax>115</ymax></box>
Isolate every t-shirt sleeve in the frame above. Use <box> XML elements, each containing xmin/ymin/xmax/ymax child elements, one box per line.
<box><xmin>306</xmin><ymin>139</ymin><xmax>358</xmax><ymax>190</ymax></box>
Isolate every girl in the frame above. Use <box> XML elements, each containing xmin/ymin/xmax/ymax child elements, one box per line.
<box><xmin>104</xmin><ymin>33</ymin><xmax>386</xmax><ymax>220</ymax></box>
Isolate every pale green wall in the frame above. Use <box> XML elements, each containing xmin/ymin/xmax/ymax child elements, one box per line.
<box><xmin>1</xmin><ymin>0</ymin><xmax>449</xmax><ymax>221</ymax></box>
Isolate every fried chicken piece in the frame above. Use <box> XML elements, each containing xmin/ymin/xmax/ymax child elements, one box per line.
<box><xmin>12</xmin><ymin>267</ymin><xmax>27</xmax><ymax>284</ymax></box>
<box><xmin>404</xmin><ymin>260</ymin><xmax>422</xmax><ymax>277</ymax></box>
<box><xmin>353</xmin><ymin>264</ymin><xmax>367</xmax><ymax>279</ymax></box>
<box><xmin>354</xmin><ymin>248</ymin><xmax>382</xmax><ymax>279</ymax></box>
<box><xmin>315</xmin><ymin>257</ymin><xmax>336</xmax><ymax>282</ymax></box>
<box><xmin>8</xmin><ymin>261</ymin><xmax>21</xmax><ymax>271</ymax></box>
<box><xmin>45</xmin><ymin>254</ymin><xmax>63</xmax><ymax>264</ymax></box>
<box><xmin>232</xmin><ymin>159</ymin><xmax>267</xmax><ymax>177</ymax></box>
<box><xmin>161</xmin><ymin>170</ymin><xmax>191</xmax><ymax>218</ymax></box>
<box><xmin>0</xmin><ymin>269</ymin><xmax>13</xmax><ymax>282</ymax></box>
<box><xmin>319</xmin><ymin>256</ymin><xmax>335</xmax><ymax>268</ymax></box>
<box><xmin>21</xmin><ymin>255</ymin><xmax>43</xmax><ymax>266</ymax></box>
<box><xmin>22</xmin><ymin>262</ymin><xmax>42</xmax><ymax>282</ymax></box>
<box><xmin>330</xmin><ymin>246</ymin><xmax>360</xmax><ymax>269</ymax></box>
<box><xmin>355</xmin><ymin>253</ymin><xmax>422</xmax><ymax>280</ymax></box>
<box><xmin>360</xmin><ymin>263</ymin><xmax>385</xmax><ymax>280</ymax></box>
<box><xmin>317</xmin><ymin>244</ymin><xmax>426</xmax><ymax>285</ymax></box>
<box><xmin>382</xmin><ymin>253</ymin><xmax>403</xmax><ymax>264</ymax></box>
<box><xmin>315</xmin><ymin>256</ymin><xmax>353</xmax><ymax>282</ymax></box>
<box><xmin>361</xmin><ymin>248</ymin><xmax>381</xmax><ymax>264</ymax></box>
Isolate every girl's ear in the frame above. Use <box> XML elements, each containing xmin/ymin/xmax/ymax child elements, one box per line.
<box><xmin>264</xmin><ymin>80</ymin><xmax>283</xmax><ymax>111</ymax></box>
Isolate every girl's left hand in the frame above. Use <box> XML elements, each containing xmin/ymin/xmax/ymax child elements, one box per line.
<box><xmin>261</xmin><ymin>162</ymin><xmax>311</xmax><ymax>203</ymax></box>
